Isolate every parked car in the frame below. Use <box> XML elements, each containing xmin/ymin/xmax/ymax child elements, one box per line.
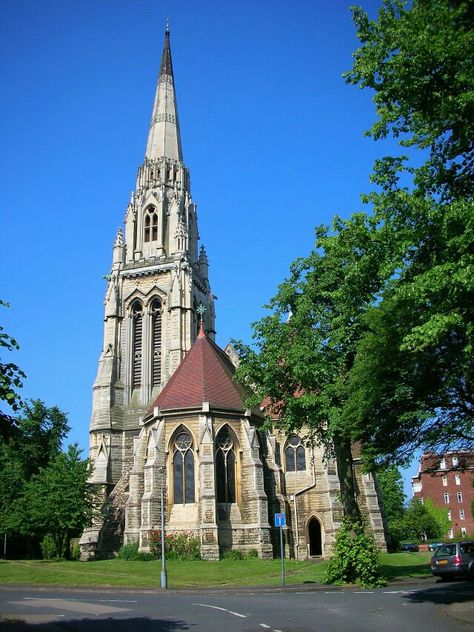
<box><xmin>428</xmin><ymin>542</ymin><xmax>444</xmax><ymax>552</ymax></box>
<box><xmin>430</xmin><ymin>541</ymin><xmax>474</xmax><ymax>580</ymax></box>
<box><xmin>401</xmin><ymin>543</ymin><xmax>419</xmax><ymax>552</ymax></box>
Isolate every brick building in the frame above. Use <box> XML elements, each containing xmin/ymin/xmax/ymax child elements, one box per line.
<box><xmin>412</xmin><ymin>453</ymin><xmax>474</xmax><ymax>538</ymax></box>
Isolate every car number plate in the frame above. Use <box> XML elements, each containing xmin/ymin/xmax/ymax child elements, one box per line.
<box><xmin>437</xmin><ymin>560</ymin><xmax>448</xmax><ymax>565</ymax></box>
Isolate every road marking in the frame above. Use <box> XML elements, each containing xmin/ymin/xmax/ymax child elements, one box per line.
<box><xmin>355</xmin><ymin>591</ymin><xmax>374</xmax><ymax>594</ymax></box>
<box><xmin>96</xmin><ymin>599</ymin><xmax>138</xmax><ymax>603</ymax></box>
<box><xmin>15</xmin><ymin>599</ymin><xmax>130</xmax><ymax>616</ymax></box>
<box><xmin>259</xmin><ymin>625</ymin><xmax>271</xmax><ymax>629</ymax></box>
<box><xmin>193</xmin><ymin>603</ymin><xmax>247</xmax><ymax>618</ymax></box>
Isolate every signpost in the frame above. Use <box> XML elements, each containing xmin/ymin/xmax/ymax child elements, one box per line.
<box><xmin>274</xmin><ymin>513</ymin><xmax>286</xmax><ymax>586</ymax></box>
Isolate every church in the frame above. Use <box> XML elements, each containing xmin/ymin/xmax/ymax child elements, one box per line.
<box><xmin>79</xmin><ymin>28</ymin><xmax>385</xmax><ymax>561</ymax></box>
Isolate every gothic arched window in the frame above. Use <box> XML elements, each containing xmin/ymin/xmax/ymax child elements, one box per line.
<box><xmin>131</xmin><ymin>301</ymin><xmax>143</xmax><ymax>389</ymax></box>
<box><xmin>151</xmin><ymin>299</ymin><xmax>162</xmax><ymax>387</ymax></box>
<box><xmin>216</xmin><ymin>427</ymin><xmax>236</xmax><ymax>503</ymax></box>
<box><xmin>285</xmin><ymin>435</ymin><xmax>306</xmax><ymax>472</ymax></box>
<box><xmin>144</xmin><ymin>207</ymin><xmax>158</xmax><ymax>242</ymax></box>
<box><xmin>173</xmin><ymin>431</ymin><xmax>195</xmax><ymax>504</ymax></box>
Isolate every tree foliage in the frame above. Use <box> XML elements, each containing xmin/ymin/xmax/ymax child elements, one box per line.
<box><xmin>235</xmin><ymin>213</ymin><xmax>393</xmax><ymax>519</ymax></box>
<box><xmin>345</xmin><ymin>0</ymin><xmax>474</xmax><ymax>201</ymax></box>
<box><xmin>19</xmin><ymin>444</ymin><xmax>94</xmax><ymax>558</ymax></box>
<box><xmin>323</xmin><ymin>517</ymin><xmax>387</xmax><ymax>588</ymax></box>
<box><xmin>376</xmin><ymin>466</ymin><xmax>405</xmax><ymax>524</ymax></box>
<box><xmin>341</xmin><ymin>0</ymin><xmax>474</xmax><ymax>466</ymax></box>
<box><xmin>236</xmin><ymin>0</ymin><xmax>473</xmax><ymax>494</ymax></box>
<box><xmin>398</xmin><ymin>497</ymin><xmax>449</xmax><ymax>540</ymax></box>
<box><xmin>0</xmin><ymin>400</ymin><xmax>70</xmax><ymax>537</ymax></box>
<box><xmin>0</xmin><ymin>301</ymin><xmax>26</xmax><ymax>438</ymax></box>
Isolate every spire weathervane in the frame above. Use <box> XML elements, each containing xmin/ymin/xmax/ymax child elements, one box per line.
<box><xmin>196</xmin><ymin>303</ymin><xmax>206</xmax><ymax>324</ymax></box>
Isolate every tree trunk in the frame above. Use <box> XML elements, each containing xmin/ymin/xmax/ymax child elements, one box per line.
<box><xmin>334</xmin><ymin>434</ymin><xmax>361</xmax><ymax>521</ymax></box>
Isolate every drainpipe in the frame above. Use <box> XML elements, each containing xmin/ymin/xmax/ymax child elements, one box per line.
<box><xmin>292</xmin><ymin>445</ymin><xmax>316</xmax><ymax>555</ymax></box>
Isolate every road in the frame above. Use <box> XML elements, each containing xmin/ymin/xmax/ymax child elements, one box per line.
<box><xmin>0</xmin><ymin>581</ymin><xmax>473</xmax><ymax>631</ymax></box>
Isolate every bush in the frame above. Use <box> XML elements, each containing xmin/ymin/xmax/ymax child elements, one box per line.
<box><xmin>117</xmin><ymin>541</ymin><xmax>154</xmax><ymax>562</ymax></box>
<box><xmin>69</xmin><ymin>538</ymin><xmax>80</xmax><ymax>560</ymax></box>
<box><xmin>149</xmin><ymin>530</ymin><xmax>201</xmax><ymax>561</ymax></box>
<box><xmin>40</xmin><ymin>535</ymin><xmax>57</xmax><ymax>560</ymax></box>
<box><xmin>324</xmin><ymin>517</ymin><xmax>387</xmax><ymax>588</ymax></box>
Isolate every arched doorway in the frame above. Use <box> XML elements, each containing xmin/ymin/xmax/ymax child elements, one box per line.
<box><xmin>307</xmin><ymin>517</ymin><xmax>322</xmax><ymax>556</ymax></box>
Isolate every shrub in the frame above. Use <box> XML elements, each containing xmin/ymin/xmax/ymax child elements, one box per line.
<box><xmin>117</xmin><ymin>541</ymin><xmax>154</xmax><ymax>561</ymax></box>
<box><xmin>324</xmin><ymin>517</ymin><xmax>387</xmax><ymax>588</ymax></box>
<box><xmin>246</xmin><ymin>548</ymin><xmax>259</xmax><ymax>559</ymax></box>
<box><xmin>149</xmin><ymin>530</ymin><xmax>201</xmax><ymax>561</ymax></box>
<box><xmin>40</xmin><ymin>535</ymin><xmax>57</xmax><ymax>560</ymax></box>
<box><xmin>69</xmin><ymin>538</ymin><xmax>80</xmax><ymax>560</ymax></box>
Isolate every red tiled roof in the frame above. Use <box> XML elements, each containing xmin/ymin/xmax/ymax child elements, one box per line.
<box><xmin>149</xmin><ymin>326</ymin><xmax>246</xmax><ymax>412</ymax></box>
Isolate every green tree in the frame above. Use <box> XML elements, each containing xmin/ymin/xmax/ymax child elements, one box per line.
<box><xmin>235</xmin><ymin>212</ymin><xmax>394</xmax><ymax>520</ymax></box>
<box><xmin>345</xmin><ymin>0</ymin><xmax>473</xmax><ymax>201</ymax></box>
<box><xmin>14</xmin><ymin>400</ymin><xmax>70</xmax><ymax>479</ymax></box>
<box><xmin>0</xmin><ymin>301</ymin><xmax>25</xmax><ymax>438</ymax></box>
<box><xmin>341</xmin><ymin>0</ymin><xmax>474</xmax><ymax>466</ymax></box>
<box><xmin>399</xmin><ymin>497</ymin><xmax>449</xmax><ymax>540</ymax></box>
<box><xmin>376</xmin><ymin>466</ymin><xmax>405</xmax><ymax>524</ymax></box>
<box><xmin>0</xmin><ymin>400</ymin><xmax>70</xmax><ymax>553</ymax></box>
<box><xmin>20</xmin><ymin>445</ymin><xmax>94</xmax><ymax>558</ymax></box>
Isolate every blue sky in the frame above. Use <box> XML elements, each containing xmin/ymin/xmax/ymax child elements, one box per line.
<box><xmin>0</xmin><ymin>0</ymin><xmax>418</xmax><ymax>497</ymax></box>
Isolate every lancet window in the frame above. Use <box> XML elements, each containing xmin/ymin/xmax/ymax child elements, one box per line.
<box><xmin>151</xmin><ymin>298</ymin><xmax>162</xmax><ymax>387</ymax></box>
<box><xmin>216</xmin><ymin>427</ymin><xmax>236</xmax><ymax>504</ymax></box>
<box><xmin>144</xmin><ymin>207</ymin><xmax>158</xmax><ymax>242</ymax></box>
<box><xmin>131</xmin><ymin>301</ymin><xmax>143</xmax><ymax>389</ymax></box>
<box><xmin>172</xmin><ymin>431</ymin><xmax>195</xmax><ymax>504</ymax></box>
<box><xmin>285</xmin><ymin>435</ymin><xmax>306</xmax><ymax>472</ymax></box>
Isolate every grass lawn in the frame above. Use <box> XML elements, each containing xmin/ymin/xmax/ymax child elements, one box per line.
<box><xmin>0</xmin><ymin>552</ymin><xmax>432</xmax><ymax>589</ymax></box>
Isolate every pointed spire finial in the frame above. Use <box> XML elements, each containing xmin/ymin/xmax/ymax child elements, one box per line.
<box><xmin>196</xmin><ymin>303</ymin><xmax>206</xmax><ymax>338</ymax></box>
<box><xmin>166</xmin><ymin>16</ymin><xmax>170</xmax><ymax>33</ymax></box>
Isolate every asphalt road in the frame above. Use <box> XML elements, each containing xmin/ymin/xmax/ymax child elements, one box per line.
<box><xmin>0</xmin><ymin>581</ymin><xmax>473</xmax><ymax>631</ymax></box>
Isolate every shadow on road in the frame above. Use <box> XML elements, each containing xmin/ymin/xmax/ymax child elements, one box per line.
<box><xmin>0</xmin><ymin>617</ymin><xmax>191</xmax><ymax>631</ymax></box>
<box><xmin>405</xmin><ymin>580</ymin><xmax>474</xmax><ymax>605</ymax></box>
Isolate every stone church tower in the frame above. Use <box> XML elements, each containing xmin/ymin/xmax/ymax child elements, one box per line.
<box><xmin>80</xmin><ymin>28</ymin><xmax>215</xmax><ymax>558</ymax></box>
<box><xmin>80</xmin><ymin>28</ymin><xmax>386</xmax><ymax>561</ymax></box>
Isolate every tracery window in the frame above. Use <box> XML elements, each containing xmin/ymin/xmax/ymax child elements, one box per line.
<box><xmin>285</xmin><ymin>435</ymin><xmax>306</xmax><ymax>472</ymax></box>
<box><xmin>131</xmin><ymin>301</ymin><xmax>143</xmax><ymax>389</ymax></box>
<box><xmin>216</xmin><ymin>427</ymin><xmax>236</xmax><ymax>503</ymax></box>
<box><xmin>173</xmin><ymin>431</ymin><xmax>195</xmax><ymax>504</ymax></box>
<box><xmin>144</xmin><ymin>207</ymin><xmax>158</xmax><ymax>242</ymax></box>
<box><xmin>151</xmin><ymin>299</ymin><xmax>162</xmax><ymax>387</ymax></box>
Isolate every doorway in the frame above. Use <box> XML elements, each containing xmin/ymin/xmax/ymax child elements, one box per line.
<box><xmin>308</xmin><ymin>517</ymin><xmax>322</xmax><ymax>556</ymax></box>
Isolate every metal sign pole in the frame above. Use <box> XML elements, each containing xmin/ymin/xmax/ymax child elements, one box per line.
<box><xmin>159</xmin><ymin>466</ymin><xmax>167</xmax><ymax>589</ymax></box>
<box><xmin>274</xmin><ymin>512</ymin><xmax>286</xmax><ymax>587</ymax></box>
<box><xmin>280</xmin><ymin>526</ymin><xmax>285</xmax><ymax>587</ymax></box>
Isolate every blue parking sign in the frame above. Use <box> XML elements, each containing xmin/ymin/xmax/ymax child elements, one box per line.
<box><xmin>274</xmin><ymin>513</ymin><xmax>286</xmax><ymax>527</ymax></box>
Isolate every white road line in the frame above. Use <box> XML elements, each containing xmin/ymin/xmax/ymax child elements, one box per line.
<box><xmin>259</xmin><ymin>625</ymin><xmax>271</xmax><ymax>629</ymax></box>
<box><xmin>355</xmin><ymin>591</ymin><xmax>374</xmax><ymax>594</ymax></box>
<box><xmin>193</xmin><ymin>603</ymin><xmax>247</xmax><ymax>618</ymax></box>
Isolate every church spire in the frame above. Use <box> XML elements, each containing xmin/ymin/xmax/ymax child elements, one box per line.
<box><xmin>145</xmin><ymin>27</ymin><xmax>183</xmax><ymax>161</ymax></box>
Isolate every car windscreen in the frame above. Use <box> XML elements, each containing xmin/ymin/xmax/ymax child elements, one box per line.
<box><xmin>434</xmin><ymin>544</ymin><xmax>456</xmax><ymax>556</ymax></box>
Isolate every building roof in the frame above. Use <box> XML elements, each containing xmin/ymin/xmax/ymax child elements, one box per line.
<box><xmin>149</xmin><ymin>324</ymin><xmax>248</xmax><ymax>413</ymax></box>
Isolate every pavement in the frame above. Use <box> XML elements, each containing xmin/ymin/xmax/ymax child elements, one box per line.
<box><xmin>1</xmin><ymin>577</ymin><xmax>473</xmax><ymax>627</ymax></box>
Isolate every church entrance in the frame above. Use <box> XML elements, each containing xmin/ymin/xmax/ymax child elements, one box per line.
<box><xmin>307</xmin><ymin>517</ymin><xmax>322</xmax><ymax>557</ymax></box>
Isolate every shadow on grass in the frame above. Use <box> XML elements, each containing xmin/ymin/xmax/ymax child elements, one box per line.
<box><xmin>0</xmin><ymin>618</ymin><xmax>191</xmax><ymax>632</ymax></box>
<box><xmin>380</xmin><ymin>562</ymin><xmax>431</xmax><ymax>580</ymax></box>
